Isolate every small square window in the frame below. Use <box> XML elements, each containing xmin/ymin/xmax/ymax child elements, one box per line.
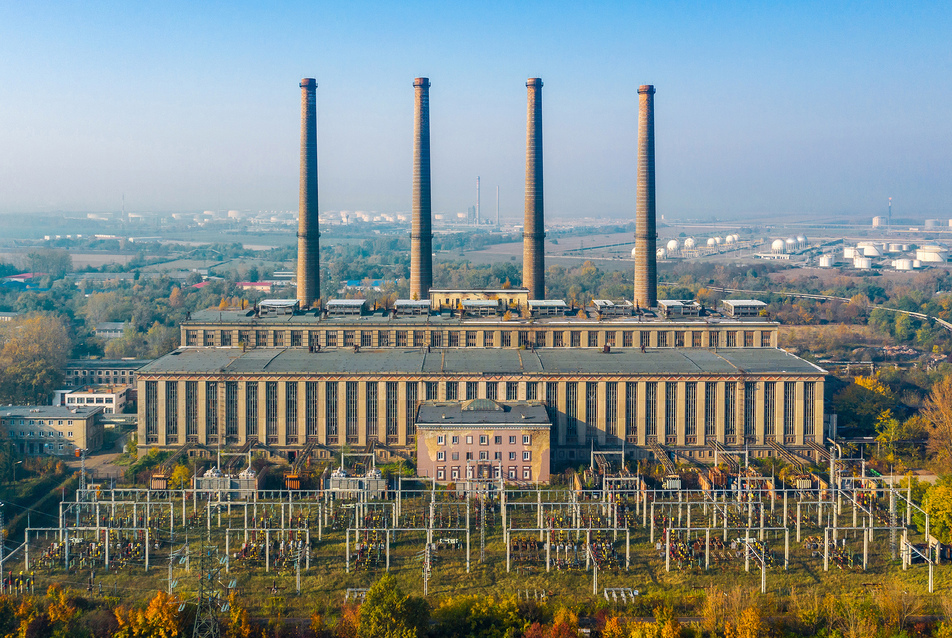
<box><xmin>508</xmin><ymin>468</ymin><xmax>516</xmax><ymax>479</ymax></box>
<box><xmin>466</xmin><ymin>436</ymin><xmax>473</xmax><ymax>444</ymax></box>
<box><xmin>437</xmin><ymin>451</ymin><xmax>445</xmax><ymax>461</ymax></box>
<box><xmin>68</xmin><ymin>432</ymin><xmax>73</xmax><ymax>438</ymax></box>
<box><xmin>479</xmin><ymin>451</ymin><xmax>488</xmax><ymax>460</ymax></box>
<box><xmin>523</xmin><ymin>435</ymin><xmax>531</xmax><ymax>445</ymax></box>
<box><xmin>479</xmin><ymin>435</ymin><xmax>488</xmax><ymax>445</ymax></box>
<box><xmin>523</xmin><ymin>451</ymin><xmax>532</xmax><ymax>461</ymax></box>
<box><xmin>494</xmin><ymin>451</ymin><xmax>501</xmax><ymax>460</ymax></box>
<box><xmin>509</xmin><ymin>436</ymin><xmax>516</xmax><ymax>444</ymax></box>
<box><xmin>509</xmin><ymin>452</ymin><xmax>516</xmax><ymax>460</ymax></box>
<box><xmin>494</xmin><ymin>436</ymin><xmax>502</xmax><ymax>445</ymax></box>
<box><xmin>523</xmin><ymin>467</ymin><xmax>532</xmax><ymax>480</ymax></box>
<box><xmin>437</xmin><ymin>435</ymin><xmax>445</xmax><ymax>445</ymax></box>
<box><xmin>452</xmin><ymin>468</ymin><xmax>459</xmax><ymax>480</ymax></box>
<box><xmin>466</xmin><ymin>452</ymin><xmax>473</xmax><ymax>460</ymax></box>
<box><xmin>451</xmin><ymin>436</ymin><xmax>459</xmax><ymax>444</ymax></box>
<box><xmin>452</xmin><ymin>452</ymin><xmax>459</xmax><ymax>461</ymax></box>
<box><xmin>437</xmin><ymin>469</ymin><xmax>445</xmax><ymax>480</ymax></box>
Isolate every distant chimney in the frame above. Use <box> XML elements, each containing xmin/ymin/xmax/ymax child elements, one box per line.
<box><xmin>410</xmin><ymin>77</ymin><xmax>432</xmax><ymax>301</ymax></box>
<box><xmin>523</xmin><ymin>78</ymin><xmax>545</xmax><ymax>300</ymax></box>
<box><xmin>634</xmin><ymin>85</ymin><xmax>656</xmax><ymax>308</ymax></box>
<box><xmin>297</xmin><ymin>78</ymin><xmax>320</xmax><ymax>308</ymax></box>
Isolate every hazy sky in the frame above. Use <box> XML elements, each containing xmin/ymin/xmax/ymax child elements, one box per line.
<box><xmin>1</xmin><ymin>1</ymin><xmax>950</xmax><ymax>220</ymax></box>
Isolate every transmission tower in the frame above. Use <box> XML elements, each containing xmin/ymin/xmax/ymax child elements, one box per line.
<box><xmin>190</xmin><ymin>534</ymin><xmax>229</xmax><ymax>638</ymax></box>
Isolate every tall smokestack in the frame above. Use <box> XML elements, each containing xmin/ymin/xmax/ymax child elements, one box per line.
<box><xmin>523</xmin><ymin>78</ymin><xmax>544</xmax><ymax>299</ymax></box>
<box><xmin>297</xmin><ymin>78</ymin><xmax>320</xmax><ymax>308</ymax></box>
<box><xmin>634</xmin><ymin>84</ymin><xmax>656</xmax><ymax>308</ymax></box>
<box><xmin>410</xmin><ymin>77</ymin><xmax>432</xmax><ymax>300</ymax></box>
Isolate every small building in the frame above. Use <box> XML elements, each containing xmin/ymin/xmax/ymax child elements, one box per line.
<box><xmin>0</xmin><ymin>405</ymin><xmax>104</xmax><ymax>456</ymax></box>
<box><xmin>593</xmin><ymin>299</ymin><xmax>634</xmax><ymax>317</ymax></box>
<box><xmin>63</xmin><ymin>384</ymin><xmax>130</xmax><ymax>414</ymax></box>
<box><xmin>259</xmin><ymin>299</ymin><xmax>300</xmax><ymax>316</ymax></box>
<box><xmin>193</xmin><ymin>466</ymin><xmax>262</xmax><ymax>500</ymax></box>
<box><xmin>94</xmin><ymin>322</ymin><xmax>126</xmax><ymax>340</ymax></box>
<box><xmin>394</xmin><ymin>300</ymin><xmax>431</xmax><ymax>316</ymax></box>
<box><xmin>461</xmin><ymin>299</ymin><xmax>500</xmax><ymax>317</ymax></box>
<box><xmin>236</xmin><ymin>281</ymin><xmax>273</xmax><ymax>293</ymax></box>
<box><xmin>429</xmin><ymin>288</ymin><xmax>530</xmax><ymax>313</ymax></box>
<box><xmin>65</xmin><ymin>359</ymin><xmax>151</xmax><ymax>388</ymax></box>
<box><xmin>326</xmin><ymin>299</ymin><xmax>367</xmax><ymax>316</ymax></box>
<box><xmin>416</xmin><ymin>399</ymin><xmax>551</xmax><ymax>484</ymax></box>
<box><xmin>721</xmin><ymin>299</ymin><xmax>768</xmax><ymax>318</ymax></box>
<box><xmin>325</xmin><ymin>467</ymin><xmax>388</xmax><ymax>499</ymax></box>
<box><xmin>528</xmin><ymin>299</ymin><xmax>568</xmax><ymax>317</ymax></box>
<box><xmin>658</xmin><ymin>300</ymin><xmax>701</xmax><ymax>317</ymax></box>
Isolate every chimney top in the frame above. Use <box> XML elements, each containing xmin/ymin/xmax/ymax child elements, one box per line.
<box><xmin>526</xmin><ymin>78</ymin><xmax>543</xmax><ymax>87</ymax></box>
<box><xmin>414</xmin><ymin>77</ymin><xmax>430</xmax><ymax>88</ymax></box>
<box><xmin>638</xmin><ymin>84</ymin><xmax>655</xmax><ymax>94</ymax></box>
<box><xmin>300</xmin><ymin>78</ymin><xmax>317</xmax><ymax>89</ymax></box>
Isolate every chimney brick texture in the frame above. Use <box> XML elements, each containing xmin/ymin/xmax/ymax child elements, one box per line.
<box><xmin>410</xmin><ymin>77</ymin><xmax>432</xmax><ymax>300</ymax></box>
<box><xmin>634</xmin><ymin>84</ymin><xmax>656</xmax><ymax>308</ymax></box>
<box><xmin>297</xmin><ymin>78</ymin><xmax>320</xmax><ymax>308</ymax></box>
<box><xmin>523</xmin><ymin>78</ymin><xmax>545</xmax><ymax>300</ymax></box>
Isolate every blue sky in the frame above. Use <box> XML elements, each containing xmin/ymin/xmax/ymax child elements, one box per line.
<box><xmin>1</xmin><ymin>1</ymin><xmax>950</xmax><ymax>220</ymax></box>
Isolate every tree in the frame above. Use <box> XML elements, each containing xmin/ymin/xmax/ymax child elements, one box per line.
<box><xmin>0</xmin><ymin>314</ymin><xmax>72</xmax><ymax>404</ymax></box>
<box><xmin>874</xmin><ymin>409</ymin><xmax>905</xmax><ymax>462</ymax></box>
<box><xmin>357</xmin><ymin>574</ymin><xmax>429</xmax><ymax>638</ymax></box>
<box><xmin>114</xmin><ymin>591</ymin><xmax>182</xmax><ymax>638</ymax></box>
<box><xmin>921</xmin><ymin>375</ymin><xmax>952</xmax><ymax>473</ymax></box>
<box><xmin>924</xmin><ymin>477</ymin><xmax>952</xmax><ymax>544</ymax></box>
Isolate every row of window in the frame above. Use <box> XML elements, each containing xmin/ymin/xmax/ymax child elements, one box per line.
<box><xmin>436</xmin><ymin>466</ymin><xmax>533</xmax><ymax>481</ymax></box>
<box><xmin>66</xmin><ymin>396</ymin><xmax>115</xmax><ymax>404</ymax></box>
<box><xmin>436</xmin><ymin>450</ymin><xmax>532</xmax><ymax>461</ymax></box>
<box><xmin>2</xmin><ymin>419</ymin><xmax>76</xmax><ymax>426</ymax></box>
<box><xmin>144</xmin><ymin>378</ymin><xmax>817</xmax><ymax>446</ymax></box>
<box><xmin>9</xmin><ymin>430</ymin><xmax>74</xmax><ymax>438</ymax></box>
<box><xmin>185</xmin><ymin>328</ymin><xmax>775</xmax><ymax>349</ymax></box>
<box><xmin>436</xmin><ymin>434</ymin><xmax>532</xmax><ymax>445</ymax></box>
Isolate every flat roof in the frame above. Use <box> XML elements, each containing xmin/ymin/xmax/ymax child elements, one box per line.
<box><xmin>723</xmin><ymin>299</ymin><xmax>767</xmax><ymax>306</ymax></box>
<box><xmin>395</xmin><ymin>300</ymin><xmax>431</xmax><ymax>307</ymax></box>
<box><xmin>528</xmin><ymin>300</ymin><xmax>567</xmax><ymax>307</ymax></box>
<box><xmin>0</xmin><ymin>406</ymin><xmax>103</xmax><ymax>419</ymax></box>
<box><xmin>417</xmin><ymin>400</ymin><xmax>550</xmax><ymax>427</ymax></box>
<box><xmin>66</xmin><ymin>359</ymin><xmax>152</xmax><ymax>370</ymax></box>
<box><xmin>430</xmin><ymin>288</ymin><xmax>528</xmax><ymax>294</ymax></box>
<box><xmin>261</xmin><ymin>299</ymin><xmax>300</xmax><ymax>307</ymax></box>
<box><xmin>69</xmin><ymin>385</ymin><xmax>129</xmax><ymax>395</ymax></box>
<box><xmin>139</xmin><ymin>346</ymin><xmax>826</xmax><ymax>377</ymax></box>
<box><xmin>327</xmin><ymin>299</ymin><xmax>367</xmax><ymax>307</ymax></box>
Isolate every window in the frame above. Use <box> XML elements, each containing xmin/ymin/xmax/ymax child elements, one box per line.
<box><xmin>186</xmin><ymin>330</ymin><xmax>197</xmax><ymax>346</ymax></box>
<box><xmin>494</xmin><ymin>436</ymin><xmax>502</xmax><ymax>444</ymax></box>
<box><xmin>804</xmin><ymin>382</ymin><xmax>816</xmax><ymax>436</ymax></box>
<box><xmin>466</xmin><ymin>381</ymin><xmax>478</xmax><ymax>400</ymax></box>
<box><xmin>185</xmin><ymin>381</ymin><xmax>198</xmax><ymax>442</ymax></box>
<box><xmin>508</xmin><ymin>467</ymin><xmax>516</xmax><ymax>479</ymax></box>
<box><xmin>725</xmin><ymin>383</ymin><xmax>737</xmax><ymax>437</ymax></box>
<box><xmin>523</xmin><ymin>467</ymin><xmax>532</xmax><ymax>480</ymax></box>
<box><xmin>466</xmin><ymin>331</ymin><xmax>477</xmax><ymax>347</ymax></box>
<box><xmin>744</xmin><ymin>331</ymin><xmax>754</xmax><ymax>347</ymax></box>
<box><xmin>466</xmin><ymin>452</ymin><xmax>473</xmax><ymax>460</ymax></box>
<box><xmin>479</xmin><ymin>451</ymin><xmax>488</xmax><ymax>460</ymax></box>
<box><xmin>385</xmin><ymin>382</ymin><xmax>398</xmax><ymax>442</ymax></box>
<box><xmin>291</xmin><ymin>330</ymin><xmax>302</xmax><ymax>347</ymax></box>
<box><xmin>658</xmin><ymin>332</ymin><xmax>669</xmax><ymax>347</ymax></box>
<box><xmin>645</xmin><ymin>382</ymin><xmax>657</xmax><ymax>438</ymax></box>
<box><xmin>483</xmin><ymin>332</ymin><xmax>494</xmax><ymax>347</ymax></box>
<box><xmin>665</xmin><ymin>383</ymin><xmax>677</xmax><ymax>439</ymax></box>
<box><xmin>585</xmin><ymin>382</ymin><xmax>598</xmax><ymax>440</ymax></box>
<box><xmin>430</xmin><ymin>331</ymin><xmax>442</xmax><ymax>347</ymax></box>
<box><xmin>783</xmin><ymin>381</ymin><xmax>796</xmax><ymax>439</ymax></box>
<box><xmin>346</xmin><ymin>381</ymin><xmax>359</xmax><ymax>443</ymax></box>
<box><xmin>413</xmin><ymin>331</ymin><xmax>424</xmax><ymax>347</ymax></box>
<box><xmin>437</xmin><ymin>469</ymin><xmax>445</xmax><ymax>480</ymax></box>
<box><xmin>494</xmin><ymin>451</ymin><xmax>502</xmax><ymax>460</ymax></box>
<box><xmin>622</xmin><ymin>331</ymin><xmax>633</xmax><ymax>348</ymax></box>
<box><xmin>726</xmin><ymin>331</ymin><xmax>736</xmax><ymax>347</ymax></box>
<box><xmin>486</xmin><ymin>382</ymin><xmax>497</xmax><ymax>400</ymax></box>
<box><xmin>395</xmin><ymin>331</ymin><xmax>407</xmax><ymax>346</ymax></box>
<box><xmin>526</xmin><ymin>382</ymin><xmax>538</xmax><ymax>401</ymax></box>
<box><xmin>203</xmin><ymin>331</ymin><xmax>214</xmax><ymax>346</ymax></box>
<box><xmin>245</xmin><ymin>381</ymin><xmax>258</xmax><ymax>439</ymax></box>
<box><xmin>501</xmin><ymin>331</ymin><xmax>512</xmax><ymax>347</ymax></box>
<box><xmin>285</xmin><ymin>382</ymin><xmax>297</xmax><ymax>443</ymax></box>
<box><xmin>764</xmin><ymin>381</ymin><xmax>776</xmax><ymax>436</ymax></box>
<box><xmin>452</xmin><ymin>468</ymin><xmax>459</xmax><ymax>480</ymax></box>
<box><xmin>437</xmin><ymin>451</ymin><xmax>445</xmax><ymax>461</ymax></box>
<box><xmin>692</xmin><ymin>332</ymin><xmax>702</xmax><ymax>348</ymax></box>
<box><xmin>438</xmin><ymin>435</ymin><xmax>445</xmax><ymax>445</ymax></box>
<box><xmin>523</xmin><ymin>450</ymin><xmax>531</xmax><ymax>461</ymax></box>
<box><xmin>466</xmin><ymin>436</ymin><xmax>473</xmax><ymax>444</ymax></box>
<box><xmin>452</xmin><ymin>452</ymin><xmax>459</xmax><ymax>461</ymax></box>
<box><xmin>625</xmin><ymin>382</ymin><xmax>637</xmax><ymax>442</ymax></box>
<box><xmin>745</xmin><ymin>382</ymin><xmax>757</xmax><ymax>438</ymax></box>
<box><xmin>553</xmin><ymin>331</ymin><xmax>564</xmax><ymax>347</ymax></box>
<box><xmin>509</xmin><ymin>452</ymin><xmax>517</xmax><ymax>460</ymax></box>
<box><xmin>257</xmin><ymin>330</ymin><xmax>269</xmax><ymax>347</ymax></box>
<box><xmin>710</xmin><ymin>331</ymin><xmax>720</xmax><ymax>348</ymax></box>
<box><xmin>265</xmin><ymin>381</ymin><xmax>278</xmax><ymax>444</ymax></box>
<box><xmin>479</xmin><ymin>435</ymin><xmax>488</xmax><ymax>445</ymax></box>
<box><xmin>535</xmin><ymin>331</ymin><xmax>545</xmax><ymax>347</ymax></box>
<box><xmin>366</xmin><ymin>382</ymin><xmax>378</xmax><ymax>440</ymax></box>
<box><xmin>325</xmin><ymin>381</ymin><xmax>338</xmax><ymax>443</ymax></box>
<box><xmin>451</xmin><ymin>436</ymin><xmax>459</xmax><ymax>444</ymax></box>
<box><xmin>704</xmin><ymin>383</ymin><xmax>717</xmax><ymax>438</ymax></box>
<box><xmin>522</xmin><ymin>435</ymin><xmax>531</xmax><ymax>445</ymax></box>
<box><xmin>405</xmin><ymin>382</ymin><xmax>418</xmax><ymax>439</ymax></box>
<box><xmin>518</xmin><ymin>331</ymin><xmax>530</xmax><ymax>347</ymax></box>
<box><xmin>605</xmin><ymin>331</ymin><xmax>616</xmax><ymax>347</ymax></box>
<box><xmin>685</xmin><ymin>382</ymin><xmax>697</xmax><ymax>439</ymax></box>
<box><xmin>761</xmin><ymin>331</ymin><xmax>771</xmax><ymax>348</ymax></box>
<box><xmin>274</xmin><ymin>331</ymin><xmax>284</xmax><ymax>347</ymax></box>
<box><xmin>606</xmin><ymin>381</ymin><xmax>618</xmax><ymax>437</ymax></box>
<box><xmin>378</xmin><ymin>331</ymin><xmax>390</xmax><ymax>347</ymax></box>
<box><xmin>566</xmin><ymin>381</ymin><xmax>578</xmax><ymax>440</ymax></box>
<box><xmin>166</xmin><ymin>381</ymin><xmax>178</xmax><ymax>443</ymax></box>
<box><xmin>587</xmin><ymin>332</ymin><xmax>598</xmax><ymax>347</ymax></box>
<box><xmin>425</xmin><ymin>381</ymin><xmax>438</xmax><ymax>400</ymax></box>
<box><xmin>509</xmin><ymin>436</ymin><xmax>516</xmax><ymax>444</ymax></box>
<box><xmin>446</xmin><ymin>382</ymin><xmax>458</xmax><ymax>400</ymax></box>
<box><xmin>326</xmin><ymin>330</ymin><xmax>338</xmax><ymax>347</ymax></box>
<box><xmin>674</xmin><ymin>331</ymin><xmax>685</xmax><ymax>347</ymax></box>
<box><xmin>570</xmin><ymin>331</ymin><xmax>581</xmax><ymax>347</ymax></box>
<box><xmin>506</xmin><ymin>382</ymin><xmax>518</xmax><ymax>401</ymax></box>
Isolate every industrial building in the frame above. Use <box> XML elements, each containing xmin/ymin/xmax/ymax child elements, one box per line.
<box><xmin>136</xmin><ymin>78</ymin><xmax>829</xmax><ymax>473</ymax></box>
<box><xmin>1</xmin><ymin>405</ymin><xmax>105</xmax><ymax>456</ymax></box>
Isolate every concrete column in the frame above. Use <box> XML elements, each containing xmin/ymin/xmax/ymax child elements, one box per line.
<box><xmin>634</xmin><ymin>85</ymin><xmax>657</xmax><ymax>308</ymax></box>
<box><xmin>636</xmin><ymin>381</ymin><xmax>647</xmax><ymax>446</ymax></box>
<box><xmin>523</xmin><ymin>78</ymin><xmax>545</xmax><ymax>300</ymax></box>
<box><xmin>277</xmin><ymin>380</ymin><xmax>287</xmax><ymax>447</ymax></box>
<box><xmin>410</xmin><ymin>78</ymin><xmax>433</xmax><ymax>300</ymax></box>
<box><xmin>297</xmin><ymin>78</ymin><xmax>320</xmax><ymax>308</ymax></box>
<box><xmin>675</xmin><ymin>381</ymin><xmax>686</xmax><ymax>446</ymax></box>
<box><xmin>715</xmin><ymin>381</ymin><xmax>726</xmax><ymax>444</ymax></box>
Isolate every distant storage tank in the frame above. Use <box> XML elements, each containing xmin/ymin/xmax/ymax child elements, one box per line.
<box><xmin>771</xmin><ymin>239</ymin><xmax>786</xmax><ymax>254</ymax></box>
<box><xmin>888</xmin><ymin>243</ymin><xmax>902</xmax><ymax>253</ymax></box>
<box><xmin>844</xmin><ymin>247</ymin><xmax>858</xmax><ymax>259</ymax></box>
<box><xmin>819</xmin><ymin>255</ymin><xmax>833</xmax><ymax>268</ymax></box>
<box><xmin>854</xmin><ymin>257</ymin><xmax>872</xmax><ymax>269</ymax></box>
<box><xmin>725</xmin><ymin>235</ymin><xmax>736</xmax><ymax>245</ymax></box>
<box><xmin>666</xmin><ymin>239</ymin><xmax>680</xmax><ymax>252</ymax></box>
<box><xmin>917</xmin><ymin>247</ymin><xmax>949</xmax><ymax>262</ymax></box>
<box><xmin>895</xmin><ymin>259</ymin><xmax>914</xmax><ymax>271</ymax></box>
<box><xmin>657</xmin><ymin>247</ymin><xmax>667</xmax><ymax>259</ymax></box>
<box><xmin>785</xmin><ymin>238</ymin><xmax>796</xmax><ymax>250</ymax></box>
<box><xmin>863</xmin><ymin>245</ymin><xmax>883</xmax><ymax>257</ymax></box>
<box><xmin>714</xmin><ymin>236</ymin><xmax>723</xmax><ymax>245</ymax></box>
<box><xmin>872</xmin><ymin>216</ymin><xmax>884</xmax><ymax>227</ymax></box>
<box><xmin>707</xmin><ymin>237</ymin><xmax>717</xmax><ymax>247</ymax></box>
<box><xmin>684</xmin><ymin>237</ymin><xmax>696</xmax><ymax>249</ymax></box>
<box><xmin>913</xmin><ymin>260</ymin><xmax>922</xmax><ymax>268</ymax></box>
<box><xmin>925</xmin><ymin>219</ymin><xmax>939</xmax><ymax>229</ymax></box>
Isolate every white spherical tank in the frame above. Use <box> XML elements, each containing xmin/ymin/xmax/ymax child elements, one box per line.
<box><xmin>666</xmin><ymin>239</ymin><xmax>680</xmax><ymax>252</ymax></box>
<box><xmin>657</xmin><ymin>247</ymin><xmax>667</xmax><ymax>259</ymax></box>
<box><xmin>631</xmin><ymin>246</ymin><xmax>638</xmax><ymax>258</ymax></box>
<box><xmin>684</xmin><ymin>237</ymin><xmax>696</xmax><ymax>249</ymax></box>
<box><xmin>853</xmin><ymin>257</ymin><xmax>872</xmax><ymax>269</ymax></box>
<box><xmin>785</xmin><ymin>238</ymin><xmax>796</xmax><ymax>249</ymax></box>
<box><xmin>725</xmin><ymin>235</ymin><xmax>736</xmax><ymax>244</ymax></box>
<box><xmin>819</xmin><ymin>256</ymin><xmax>833</xmax><ymax>268</ymax></box>
<box><xmin>714</xmin><ymin>236</ymin><xmax>723</xmax><ymax>245</ymax></box>
<box><xmin>795</xmin><ymin>235</ymin><xmax>805</xmax><ymax>246</ymax></box>
<box><xmin>707</xmin><ymin>237</ymin><xmax>717</xmax><ymax>246</ymax></box>
<box><xmin>771</xmin><ymin>239</ymin><xmax>786</xmax><ymax>254</ymax></box>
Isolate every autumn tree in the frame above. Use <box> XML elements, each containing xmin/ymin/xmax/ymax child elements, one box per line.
<box><xmin>921</xmin><ymin>375</ymin><xmax>952</xmax><ymax>473</ymax></box>
<box><xmin>0</xmin><ymin>314</ymin><xmax>72</xmax><ymax>404</ymax></box>
<box><xmin>357</xmin><ymin>573</ymin><xmax>429</xmax><ymax>638</ymax></box>
<box><xmin>114</xmin><ymin>591</ymin><xmax>183</xmax><ymax>638</ymax></box>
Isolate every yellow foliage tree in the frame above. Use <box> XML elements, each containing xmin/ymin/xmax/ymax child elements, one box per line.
<box><xmin>168</xmin><ymin>464</ymin><xmax>192</xmax><ymax>490</ymax></box>
<box><xmin>854</xmin><ymin>376</ymin><xmax>892</xmax><ymax>397</ymax></box>
<box><xmin>114</xmin><ymin>591</ymin><xmax>181</xmax><ymax>638</ymax></box>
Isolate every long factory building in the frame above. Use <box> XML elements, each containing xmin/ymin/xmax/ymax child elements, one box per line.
<box><xmin>136</xmin><ymin>77</ymin><xmax>829</xmax><ymax>477</ymax></box>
